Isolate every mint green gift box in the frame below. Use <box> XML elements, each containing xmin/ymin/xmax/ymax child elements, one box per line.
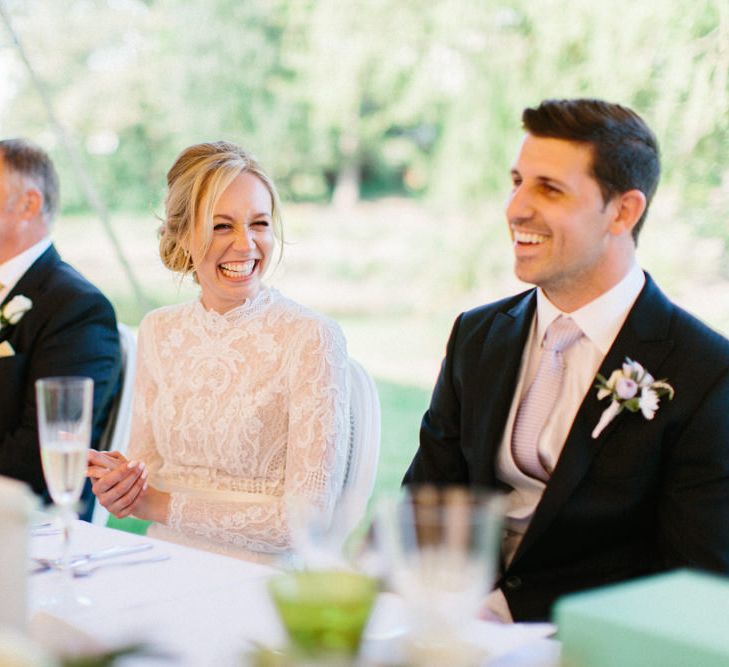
<box><xmin>555</xmin><ymin>570</ymin><xmax>729</xmax><ymax>667</ymax></box>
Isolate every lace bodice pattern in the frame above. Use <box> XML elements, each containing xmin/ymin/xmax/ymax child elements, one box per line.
<box><xmin>128</xmin><ymin>287</ymin><xmax>349</xmax><ymax>562</ymax></box>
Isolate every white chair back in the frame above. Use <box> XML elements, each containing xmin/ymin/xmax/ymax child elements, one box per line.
<box><xmin>91</xmin><ymin>322</ymin><xmax>137</xmax><ymax>526</ymax></box>
<box><xmin>338</xmin><ymin>358</ymin><xmax>381</xmax><ymax>531</ymax></box>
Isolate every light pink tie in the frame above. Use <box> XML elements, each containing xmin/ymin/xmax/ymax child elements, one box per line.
<box><xmin>512</xmin><ymin>316</ymin><xmax>583</xmax><ymax>481</ymax></box>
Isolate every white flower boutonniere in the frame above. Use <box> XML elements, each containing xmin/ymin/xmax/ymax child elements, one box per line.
<box><xmin>0</xmin><ymin>295</ymin><xmax>33</xmax><ymax>331</ymax></box>
<box><xmin>592</xmin><ymin>357</ymin><xmax>675</xmax><ymax>439</ymax></box>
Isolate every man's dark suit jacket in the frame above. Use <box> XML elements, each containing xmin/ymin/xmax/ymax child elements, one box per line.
<box><xmin>0</xmin><ymin>245</ymin><xmax>121</xmax><ymax>519</ymax></box>
<box><xmin>404</xmin><ymin>273</ymin><xmax>729</xmax><ymax>621</ymax></box>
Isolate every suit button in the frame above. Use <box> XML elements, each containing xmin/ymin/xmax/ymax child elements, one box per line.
<box><xmin>505</xmin><ymin>576</ymin><xmax>523</xmax><ymax>590</ymax></box>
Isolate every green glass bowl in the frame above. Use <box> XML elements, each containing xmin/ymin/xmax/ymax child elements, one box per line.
<box><xmin>268</xmin><ymin>570</ymin><xmax>378</xmax><ymax>657</ymax></box>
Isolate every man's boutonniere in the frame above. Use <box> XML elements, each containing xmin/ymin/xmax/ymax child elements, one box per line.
<box><xmin>0</xmin><ymin>295</ymin><xmax>33</xmax><ymax>331</ymax></box>
<box><xmin>591</xmin><ymin>358</ymin><xmax>675</xmax><ymax>439</ymax></box>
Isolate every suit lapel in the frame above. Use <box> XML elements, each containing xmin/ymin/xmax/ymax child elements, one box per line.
<box><xmin>0</xmin><ymin>246</ymin><xmax>60</xmax><ymax>342</ymax></box>
<box><xmin>511</xmin><ymin>274</ymin><xmax>675</xmax><ymax>562</ymax></box>
<box><xmin>472</xmin><ymin>291</ymin><xmax>537</xmax><ymax>484</ymax></box>
<box><xmin>2</xmin><ymin>245</ymin><xmax>59</xmax><ymax>303</ymax></box>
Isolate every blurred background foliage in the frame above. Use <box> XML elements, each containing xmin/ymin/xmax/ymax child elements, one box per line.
<box><xmin>2</xmin><ymin>0</ymin><xmax>728</xmax><ymax>222</ymax></box>
<box><xmin>1</xmin><ymin>0</ymin><xmax>728</xmax><ymax>493</ymax></box>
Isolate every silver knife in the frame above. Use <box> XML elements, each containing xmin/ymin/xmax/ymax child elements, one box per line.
<box><xmin>30</xmin><ymin>543</ymin><xmax>153</xmax><ymax>573</ymax></box>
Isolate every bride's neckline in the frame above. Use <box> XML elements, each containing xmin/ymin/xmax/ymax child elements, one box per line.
<box><xmin>192</xmin><ymin>287</ymin><xmax>276</xmax><ymax>324</ymax></box>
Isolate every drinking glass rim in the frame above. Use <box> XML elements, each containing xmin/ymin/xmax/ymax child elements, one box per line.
<box><xmin>268</xmin><ymin>569</ymin><xmax>378</xmax><ymax>599</ymax></box>
<box><xmin>35</xmin><ymin>376</ymin><xmax>94</xmax><ymax>388</ymax></box>
<box><xmin>381</xmin><ymin>486</ymin><xmax>506</xmax><ymax>513</ymax></box>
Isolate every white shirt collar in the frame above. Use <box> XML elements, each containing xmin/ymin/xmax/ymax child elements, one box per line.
<box><xmin>0</xmin><ymin>238</ymin><xmax>52</xmax><ymax>301</ymax></box>
<box><xmin>535</xmin><ymin>262</ymin><xmax>646</xmax><ymax>355</ymax></box>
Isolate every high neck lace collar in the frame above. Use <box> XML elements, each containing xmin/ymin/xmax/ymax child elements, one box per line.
<box><xmin>192</xmin><ymin>287</ymin><xmax>276</xmax><ymax>328</ymax></box>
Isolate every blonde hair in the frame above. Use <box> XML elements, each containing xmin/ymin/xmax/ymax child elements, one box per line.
<box><xmin>159</xmin><ymin>141</ymin><xmax>283</xmax><ymax>276</ymax></box>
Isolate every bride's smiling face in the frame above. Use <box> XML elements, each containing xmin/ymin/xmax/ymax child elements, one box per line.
<box><xmin>190</xmin><ymin>171</ymin><xmax>274</xmax><ymax>314</ymax></box>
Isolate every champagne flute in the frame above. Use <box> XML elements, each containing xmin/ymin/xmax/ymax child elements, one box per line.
<box><xmin>35</xmin><ymin>376</ymin><xmax>93</xmax><ymax>608</ymax></box>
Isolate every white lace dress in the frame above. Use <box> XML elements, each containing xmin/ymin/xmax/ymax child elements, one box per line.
<box><xmin>127</xmin><ymin>287</ymin><xmax>349</xmax><ymax>563</ymax></box>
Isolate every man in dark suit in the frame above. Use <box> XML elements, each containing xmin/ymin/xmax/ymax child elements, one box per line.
<box><xmin>404</xmin><ymin>99</ymin><xmax>729</xmax><ymax>621</ymax></box>
<box><xmin>0</xmin><ymin>138</ymin><xmax>121</xmax><ymax>520</ymax></box>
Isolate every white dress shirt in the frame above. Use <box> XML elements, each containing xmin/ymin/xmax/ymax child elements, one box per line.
<box><xmin>0</xmin><ymin>238</ymin><xmax>52</xmax><ymax>304</ymax></box>
<box><xmin>486</xmin><ymin>262</ymin><xmax>645</xmax><ymax>621</ymax></box>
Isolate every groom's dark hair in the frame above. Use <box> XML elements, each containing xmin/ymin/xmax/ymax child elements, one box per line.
<box><xmin>522</xmin><ymin>99</ymin><xmax>660</xmax><ymax>241</ymax></box>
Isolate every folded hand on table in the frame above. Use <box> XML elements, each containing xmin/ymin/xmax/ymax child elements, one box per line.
<box><xmin>86</xmin><ymin>450</ymin><xmax>170</xmax><ymax>523</ymax></box>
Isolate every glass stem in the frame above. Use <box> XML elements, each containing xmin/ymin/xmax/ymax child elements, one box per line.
<box><xmin>61</xmin><ymin>507</ymin><xmax>74</xmax><ymax>589</ymax></box>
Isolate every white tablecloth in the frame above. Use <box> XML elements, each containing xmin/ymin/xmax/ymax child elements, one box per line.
<box><xmin>28</xmin><ymin>520</ymin><xmax>559</xmax><ymax>666</ymax></box>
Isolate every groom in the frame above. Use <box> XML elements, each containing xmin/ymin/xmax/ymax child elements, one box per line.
<box><xmin>404</xmin><ymin>99</ymin><xmax>729</xmax><ymax>621</ymax></box>
<box><xmin>0</xmin><ymin>138</ymin><xmax>121</xmax><ymax>519</ymax></box>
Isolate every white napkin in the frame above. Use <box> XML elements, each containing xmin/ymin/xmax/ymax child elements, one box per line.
<box><xmin>363</xmin><ymin>593</ymin><xmax>556</xmax><ymax>665</ymax></box>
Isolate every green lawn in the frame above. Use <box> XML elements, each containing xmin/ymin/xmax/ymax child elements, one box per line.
<box><xmin>372</xmin><ymin>378</ymin><xmax>429</xmax><ymax>497</ymax></box>
<box><xmin>107</xmin><ymin>515</ymin><xmax>150</xmax><ymax>534</ymax></box>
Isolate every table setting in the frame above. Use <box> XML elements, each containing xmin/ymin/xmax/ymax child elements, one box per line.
<box><xmin>3</xmin><ymin>374</ymin><xmax>559</xmax><ymax>666</ymax></box>
<box><xmin>19</xmin><ymin>517</ymin><xmax>558</xmax><ymax>667</ymax></box>
<box><xmin>14</xmin><ymin>491</ymin><xmax>560</xmax><ymax>667</ymax></box>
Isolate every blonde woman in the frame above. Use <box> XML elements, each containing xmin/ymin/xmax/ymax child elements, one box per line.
<box><xmin>88</xmin><ymin>142</ymin><xmax>349</xmax><ymax>563</ymax></box>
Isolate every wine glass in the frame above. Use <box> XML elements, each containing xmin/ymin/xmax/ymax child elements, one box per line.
<box><xmin>286</xmin><ymin>492</ymin><xmax>366</xmax><ymax>571</ymax></box>
<box><xmin>374</xmin><ymin>487</ymin><xmax>504</xmax><ymax>666</ymax></box>
<box><xmin>35</xmin><ymin>376</ymin><xmax>94</xmax><ymax>608</ymax></box>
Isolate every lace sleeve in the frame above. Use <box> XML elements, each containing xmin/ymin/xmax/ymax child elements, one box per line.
<box><xmin>127</xmin><ymin>317</ymin><xmax>164</xmax><ymax>476</ymax></box>
<box><xmin>167</xmin><ymin>317</ymin><xmax>350</xmax><ymax>554</ymax></box>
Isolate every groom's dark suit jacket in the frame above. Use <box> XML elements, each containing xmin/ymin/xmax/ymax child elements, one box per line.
<box><xmin>0</xmin><ymin>245</ymin><xmax>121</xmax><ymax>518</ymax></box>
<box><xmin>404</xmin><ymin>273</ymin><xmax>729</xmax><ymax>621</ymax></box>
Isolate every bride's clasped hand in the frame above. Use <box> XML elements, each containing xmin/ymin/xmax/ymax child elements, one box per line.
<box><xmin>86</xmin><ymin>449</ymin><xmax>169</xmax><ymax>524</ymax></box>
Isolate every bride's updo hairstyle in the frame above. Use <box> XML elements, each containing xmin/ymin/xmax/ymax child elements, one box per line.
<box><xmin>159</xmin><ymin>141</ymin><xmax>284</xmax><ymax>277</ymax></box>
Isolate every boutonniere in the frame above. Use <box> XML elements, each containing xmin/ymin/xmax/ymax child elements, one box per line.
<box><xmin>0</xmin><ymin>295</ymin><xmax>33</xmax><ymax>331</ymax></box>
<box><xmin>591</xmin><ymin>358</ymin><xmax>675</xmax><ymax>439</ymax></box>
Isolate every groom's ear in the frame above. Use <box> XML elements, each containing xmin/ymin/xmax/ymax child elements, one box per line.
<box><xmin>609</xmin><ymin>189</ymin><xmax>646</xmax><ymax>239</ymax></box>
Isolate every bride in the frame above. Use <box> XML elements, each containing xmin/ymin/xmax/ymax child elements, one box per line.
<box><xmin>87</xmin><ymin>141</ymin><xmax>349</xmax><ymax>563</ymax></box>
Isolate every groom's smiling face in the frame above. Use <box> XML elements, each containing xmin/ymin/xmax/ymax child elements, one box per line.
<box><xmin>506</xmin><ymin>134</ymin><xmax>626</xmax><ymax>312</ymax></box>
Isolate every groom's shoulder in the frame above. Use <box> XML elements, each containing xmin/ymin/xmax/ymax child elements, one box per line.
<box><xmin>646</xmin><ymin>275</ymin><xmax>729</xmax><ymax>367</ymax></box>
<box><xmin>460</xmin><ymin>288</ymin><xmax>535</xmax><ymax>329</ymax></box>
<box><xmin>671</xmin><ymin>300</ymin><xmax>729</xmax><ymax>364</ymax></box>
